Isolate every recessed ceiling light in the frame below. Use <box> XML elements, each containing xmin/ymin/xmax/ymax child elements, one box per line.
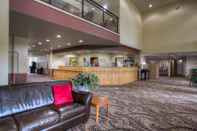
<box><xmin>57</xmin><ymin>45</ymin><xmax>62</xmax><ymax>48</ymax></box>
<box><xmin>103</xmin><ymin>4</ymin><xmax>108</xmax><ymax>10</ymax></box>
<box><xmin>46</xmin><ymin>39</ymin><xmax>50</xmax><ymax>42</ymax></box>
<box><xmin>178</xmin><ymin>59</ymin><xmax>183</xmax><ymax>63</ymax></box>
<box><xmin>38</xmin><ymin>42</ymin><xmax>42</xmax><ymax>45</ymax></box>
<box><xmin>78</xmin><ymin>40</ymin><xmax>84</xmax><ymax>43</ymax></box>
<box><xmin>56</xmin><ymin>34</ymin><xmax>62</xmax><ymax>38</ymax></box>
<box><xmin>149</xmin><ymin>4</ymin><xmax>153</xmax><ymax>8</ymax></box>
<box><xmin>92</xmin><ymin>8</ymin><xmax>95</xmax><ymax>10</ymax></box>
<box><xmin>66</xmin><ymin>42</ymin><xmax>71</xmax><ymax>46</ymax></box>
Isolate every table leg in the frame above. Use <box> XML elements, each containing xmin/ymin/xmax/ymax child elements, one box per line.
<box><xmin>105</xmin><ymin>104</ymin><xmax>110</xmax><ymax>126</ymax></box>
<box><xmin>96</xmin><ymin>105</ymin><xmax>100</xmax><ymax>124</ymax></box>
<box><xmin>107</xmin><ymin>104</ymin><xmax>109</xmax><ymax>118</ymax></box>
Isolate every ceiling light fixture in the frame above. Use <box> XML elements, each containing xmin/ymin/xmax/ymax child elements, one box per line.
<box><xmin>66</xmin><ymin>42</ymin><xmax>71</xmax><ymax>46</ymax></box>
<box><xmin>109</xmin><ymin>18</ymin><xmax>113</xmax><ymax>21</ymax></box>
<box><xmin>46</xmin><ymin>39</ymin><xmax>50</xmax><ymax>42</ymax></box>
<box><xmin>178</xmin><ymin>59</ymin><xmax>183</xmax><ymax>63</ymax></box>
<box><xmin>56</xmin><ymin>34</ymin><xmax>62</xmax><ymax>38</ymax></box>
<box><xmin>78</xmin><ymin>40</ymin><xmax>84</xmax><ymax>43</ymax></box>
<box><xmin>58</xmin><ymin>45</ymin><xmax>62</xmax><ymax>48</ymax></box>
<box><xmin>38</xmin><ymin>42</ymin><xmax>42</xmax><ymax>45</ymax></box>
<box><xmin>149</xmin><ymin>4</ymin><xmax>153</xmax><ymax>8</ymax></box>
<box><xmin>103</xmin><ymin>4</ymin><xmax>108</xmax><ymax>10</ymax></box>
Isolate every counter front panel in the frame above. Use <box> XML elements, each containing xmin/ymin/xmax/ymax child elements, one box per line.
<box><xmin>52</xmin><ymin>67</ymin><xmax>138</xmax><ymax>86</ymax></box>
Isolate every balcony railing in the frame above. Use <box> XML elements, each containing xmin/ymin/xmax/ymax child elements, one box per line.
<box><xmin>41</xmin><ymin>0</ymin><xmax>119</xmax><ymax>33</ymax></box>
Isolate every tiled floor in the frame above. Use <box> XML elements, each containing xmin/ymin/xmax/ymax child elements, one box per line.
<box><xmin>27</xmin><ymin>74</ymin><xmax>52</xmax><ymax>83</ymax></box>
<box><xmin>69</xmin><ymin>81</ymin><xmax>197</xmax><ymax>131</ymax></box>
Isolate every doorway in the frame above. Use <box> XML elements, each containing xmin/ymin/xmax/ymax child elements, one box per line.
<box><xmin>171</xmin><ymin>58</ymin><xmax>186</xmax><ymax>77</ymax></box>
<box><xmin>158</xmin><ymin>58</ymin><xmax>186</xmax><ymax>78</ymax></box>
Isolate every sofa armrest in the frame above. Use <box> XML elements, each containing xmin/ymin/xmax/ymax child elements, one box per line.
<box><xmin>72</xmin><ymin>90</ymin><xmax>93</xmax><ymax>106</ymax></box>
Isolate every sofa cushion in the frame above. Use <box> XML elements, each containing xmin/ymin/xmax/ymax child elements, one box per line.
<box><xmin>14</xmin><ymin>107</ymin><xmax>59</xmax><ymax>131</ymax></box>
<box><xmin>55</xmin><ymin>103</ymin><xmax>86</xmax><ymax>120</ymax></box>
<box><xmin>0</xmin><ymin>117</ymin><xmax>17</xmax><ymax>131</ymax></box>
<box><xmin>52</xmin><ymin>83</ymin><xmax>73</xmax><ymax>107</ymax></box>
<box><xmin>0</xmin><ymin>85</ymin><xmax>54</xmax><ymax>118</ymax></box>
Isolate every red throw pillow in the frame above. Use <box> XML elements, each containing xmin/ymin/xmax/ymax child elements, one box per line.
<box><xmin>52</xmin><ymin>83</ymin><xmax>73</xmax><ymax>107</ymax></box>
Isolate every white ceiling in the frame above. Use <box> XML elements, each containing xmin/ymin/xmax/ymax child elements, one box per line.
<box><xmin>92</xmin><ymin>0</ymin><xmax>181</xmax><ymax>16</ymax></box>
<box><xmin>10</xmin><ymin>12</ymin><xmax>119</xmax><ymax>55</ymax></box>
<box><xmin>132</xmin><ymin>0</ymin><xmax>181</xmax><ymax>13</ymax></box>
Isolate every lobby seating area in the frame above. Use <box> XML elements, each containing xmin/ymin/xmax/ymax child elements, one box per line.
<box><xmin>1</xmin><ymin>80</ymin><xmax>197</xmax><ymax>130</ymax></box>
<box><xmin>0</xmin><ymin>81</ymin><xmax>92</xmax><ymax>131</ymax></box>
<box><xmin>0</xmin><ymin>0</ymin><xmax>197</xmax><ymax>130</ymax></box>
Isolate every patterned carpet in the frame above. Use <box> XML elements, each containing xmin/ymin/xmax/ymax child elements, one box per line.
<box><xmin>69</xmin><ymin>81</ymin><xmax>197</xmax><ymax>131</ymax></box>
<box><xmin>150</xmin><ymin>77</ymin><xmax>191</xmax><ymax>87</ymax></box>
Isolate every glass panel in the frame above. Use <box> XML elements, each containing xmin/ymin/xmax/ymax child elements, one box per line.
<box><xmin>83</xmin><ymin>0</ymin><xmax>103</xmax><ymax>26</ymax></box>
<box><xmin>104</xmin><ymin>13</ymin><xmax>118</xmax><ymax>32</ymax></box>
<box><xmin>40</xmin><ymin>0</ymin><xmax>119</xmax><ymax>33</ymax></box>
<box><xmin>93</xmin><ymin>0</ymin><xmax>120</xmax><ymax>17</ymax></box>
<box><xmin>51</xmin><ymin>0</ymin><xmax>82</xmax><ymax>17</ymax></box>
<box><xmin>41</xmin><ymin>0</ymin><xmax>50</xmax><ymax>3</ymax></box>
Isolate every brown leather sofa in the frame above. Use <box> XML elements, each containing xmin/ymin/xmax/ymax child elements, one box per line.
<box><xmin>0</xmin><ymin>81</ymin><xmax>93</xmax><ymax>131</ymax></box>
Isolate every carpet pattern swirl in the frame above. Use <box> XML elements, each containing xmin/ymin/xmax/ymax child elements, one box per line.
<box><xmin>68</xmin><ymin>81</ymin><xmax>197</xmax><ymax>131</ymax></box>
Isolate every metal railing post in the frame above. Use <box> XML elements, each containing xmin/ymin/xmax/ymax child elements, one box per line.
<box><xmin>102</xmin><ymin>11</ymin><xmax>105</xmax><ymax>26</ymax></box>
<box><xmin>39</xmin><ymin>0</ymin><xmax>119</xmax><ymax>33</ymax></box>
<box><xmin>117</xmin><ymin>17</ymin><xmax>119</xmax><ymax>33</ymax></box>
<box><xmin>82</xmin><ymin>0</ymin><xmax>85</xmax><ymax>18</ymax></box>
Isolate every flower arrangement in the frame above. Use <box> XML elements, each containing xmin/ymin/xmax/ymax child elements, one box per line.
<box><xmin>72</xmin><ymin>73</ymin><xmax>99</xmax><ymax>91</ymax></box>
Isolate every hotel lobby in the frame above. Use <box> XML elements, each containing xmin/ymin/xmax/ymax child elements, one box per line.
<box><xmin>0</xmin><ymin>0</ymin><xmax>197</xmax><ymax>131</ymax></box>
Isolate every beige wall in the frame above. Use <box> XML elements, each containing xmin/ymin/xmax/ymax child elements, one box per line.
<box><xmin>78</xmin><ymin>53</ymin><xmax>113</xmax><ymax>67</ymax></box>
<box><xmin>0</xmin><ymin>0</ymin><xmax>9</xmax><ymax>85</ymax></box>
<box><xmin>143</xmin><ymin>0</ymin><xmax>197</xmax><ymax>53</ymax></box>
<box><xmin>9</xmin><ymin>37</ymin><xmax>29</xmax><ymax>74</ymax></box>
<box><xmin>50</xmin><ymin>52</ymin><xmax>130</xmax><ymax>68</ymax></box>
<box><xmin>120</xmin><ymin>0</ymin><xmax>143</xmax><ymax>50</ymax></box>
<box><xmin>51</xmin><ymin>53</ymin><xmax>66</xmax><ymax>68</ymax></box>
<box><xmin>51</xmin><ymin>53</ymin><xmax>113</xmax><ymax>68</ymax></box>
<box><xmin>14</xmin><ymin>37</ymin><xmax>29</xmax><ymax>73</ymax></box>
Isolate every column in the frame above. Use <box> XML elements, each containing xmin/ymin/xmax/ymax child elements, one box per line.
<box><xmin>48</xmin><ymin>50</ymin><xmax>53</xmax><ymax>77</ymax></box>
<box><xmin>0</xmin><ymin>0</ymin><xmax>9</xmax><ymax>85</ymax></box>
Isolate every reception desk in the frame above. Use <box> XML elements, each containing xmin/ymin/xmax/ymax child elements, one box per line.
<box><xmin>52</xmin><ymin>67</ymin><xmax>138</xmax><ymax>86</ymax></box>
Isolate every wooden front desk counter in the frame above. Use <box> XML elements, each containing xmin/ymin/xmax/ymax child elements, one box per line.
<box><xmin>52</xmin><ymin>67</ymin><xmax>138</xmax><ymax>86</ymax></box>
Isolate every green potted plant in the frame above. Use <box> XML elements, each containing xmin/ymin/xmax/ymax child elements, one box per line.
<box><xmin>72</xmin><ymin>73</ymin><xmax>99</xmax><ymax>92</ymax></box>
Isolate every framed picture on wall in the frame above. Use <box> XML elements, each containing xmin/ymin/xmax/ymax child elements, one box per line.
<box><xmin>69</xmin><ymin>57</ymin><xmax>78</xmax><ymax>66</ymax></box>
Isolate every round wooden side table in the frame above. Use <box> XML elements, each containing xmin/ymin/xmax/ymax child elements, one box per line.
<box><xmin>91</xmin><ymin>95</ymin><xmax>110</xmax><ymax>124</ymax></box>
